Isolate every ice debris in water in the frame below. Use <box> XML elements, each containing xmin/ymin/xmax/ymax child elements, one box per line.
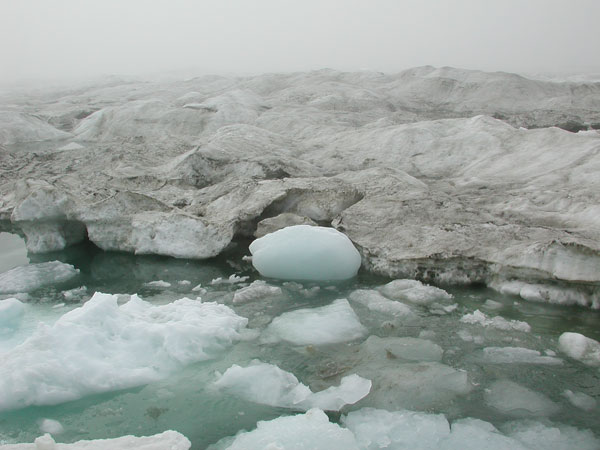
<box><xmin>214</xmin><ymin>360</ymin><xmax>371</xmax><ymax>411</ymax></box>
<box><xmin>38</xmin><ymin>418</ymin><xmax>64</xmax><ymax>435</ymax></box>
<box><xmin>144</xmin><ymin>280</ymin><xmax>171</xmax><ymax>288</ymax></box>
<box><xmin>361</xmin><ymin>336</ymin><xmax>443</xmax><ymax>362</ymax></box>
<box><xmin>4</xmin><ymin>430</ymin><xmax>191</xmax><ymax>450</ymax></box>
<box><xmin>249</xmin><ymin>225</ymin><xmax>361</xmax><ymax>281</ymax></box>
<box><xmin>378</xmin><ymin>279</ymin><xmax>452</xmax><ymax>305</ymax></box>
<box><xmin>477</xmin><ymin>347</ymin><xmax>562</xmax><ymax>365</ymax></box>
<box><xmin>0</xmin><ymin>298</ymin><xmax>25</xmax><ymax>332</ymax></box>
<box><xmin>0</xmin><ymin>292</ymin><xmax>248</xmax><ymax>412</ymax></box>
<box><xmin>484</xmin><ymin>380</ymin><xmax>559</xmax><ymax>418</ymax></box>
<box><xmin>262</xmin><ymin>299</ymin><xmax>366</xmax><ymax>345</ymax></box>
<box><xmin>348</xmin><ymin>289</ymin><xmax>413</xmax><ymax>316</ymax></box>
<box><xmin>62</xmin><ymin>286</ymin><xmax>87</xmax><ymax>302</ymax></box>
<box><xmin>211</xmin><ymin>408</ymin><xmax>359</xmax><ymax>450</ymax></box>
<box><xmin>210</xmin><ymin>274</ymin><xmax>250</xmax><ymax>285</ymax></box>
<box><xmin>558</xmin><ymin>332</ymin><xmax>600</xmax><ymax>366</ymax></box>
<box><xmin>460</xmin><ymin>309</ymin><xmax>531</xmax><ymax>332</ymax></box>
<box><xmin>232</xmin><ymin>280</ymin><xmax>282</xmax><ymax>304</ymax></box>
<box><xmin>0</xmin><ymin>261</ymin><xmax>79</xmax><ymax>294</ymax></box>
<box><xmin>562</xmin><ymin>390</ymin><xmax>597</xmax><ymax>411</ymax></box>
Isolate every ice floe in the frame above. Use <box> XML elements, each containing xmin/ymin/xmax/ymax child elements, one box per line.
<box><xmin>249</xmin><ymin>225</ymin><xmax>361</xmax><ymax>281</ymax></box>
<box><xmin>378</xmin><ymin>279</ymin><xmax>453</xmax><ymax>305</ymax></box>
<box><xmin>558</xmin><ymin>332</ymin><xmax>600</xmax><ymax>366</ymax></box>
<box><xmin>476</xmin><ymin>347</ymin><xmax>562</xmax><ymax>365</ymax></box>
<box><xmin>0</xmin><ymin>262</ymin><xmax>79</xmax><ymax>294</ymax></box>
<box><xmin>0</xmin><ymin>292</ymin><xmax>248</xmax><ymax>411</ymax></box>
<box><xmin>214</xmin><ymin>360</ymin><xmax>371</xmax><ymax>411</ymax></box>
<box><xmin>361</xmin><ymin>336</ymin><xmax>443</xmax><ymax>362</ymax></box>
<box><xmin>144</xmin><ymin>280</ymin><xmax>171</xmax><ymax>288</ymax></box>
<box><xmin>460</xmin><ymin>309</ymin><xmax>531</xmax><ymax>332</ymax></box>
<box><xmin>348</xmin><ymin>289</ymin><xmax>413</xmax><ymax>316</ymax></box>
<box><xmin>562</xmin><ymin>390</ymin><xmax>597</xmax><ymax>411</ymax></box>
<box><xmin>484</xmin><ymin>380</ymin><xmax>559</xmax><ymax>417</ymax></box>
<box><xmin>210</xmin><ymin>274</ymin><xmax>250</xmax><ymax>285</ymax></box>
<box><xmin>0</xmin><ymin>298</ymin><xmax>25</xmax><ymax>333</ymax></box>
<box><xmin>232</xmin><ymin>280</ymin><xmax>282</xmax><ymax>304</ymax></box>
<box><xmin>262</xmin><ymin>299</ymin><xmax>366</xmax><ymax>345</ymax></box>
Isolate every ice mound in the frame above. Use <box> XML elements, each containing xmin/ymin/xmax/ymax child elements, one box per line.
<box><xmin>2</xmin><ymin>430</ymin><xmax>191</xmax><ymax>449</ymax></box>
<box><xmin>0</xmin><ymin>298</ymin><xmax>25</xmax><ymax>332</ymax></box>
<box><xmin>232</xmin><ymin>280</ymin><xmax>282</xmax><ymax>304</ymax></box>
<box><xmin>460</xmin><ymin>310</ymin><xmax>531</xmax><ymax>332</ymax></box>
<box><xmin>484</xmin><ymin>380</ymin><xmax>559</xmax><ymax>417</ymax></box>
<box><xmin>378</xmin><ymin>279</ymin><xmax>452</xmax><ymax>305</ymax></box>
<box><xmin>361</xmin><ymin>336</ymin><xmax>443</xmax><ymax>362</ymax></box>
<box><xmin>477</xmin><ymin>347</ymin><xmax>562</xmax><ymax>365</ymax></box>
<box><xmin>249</xmin><ymin>225</ymin><xmax>361</xmax><ymax>281</ymax></box>
<box><xmin>562</xmin><ymin>389</ymin><xmax>597</xmax><ymax>411</ymax></box>
<box><xmin>558</xmin><ymin>332</ymin><xmax>600</xmax><ymax>366</ymax></box>
<box><xmin>348</xmin><ymin>289</ymin><xmax>413</xmax><ymax>316</ymax></box>
<box><xmin>262</xmin><ymin>299</ymin><xmax>366</xmax><ymax>345</ymax></box>
<box><xmin>0</xmin><ymin>262</ymin><xmax>79</xmax><ymax>294</ymax></box>
<box><xmin>214</xmin><ymin>360</ymin><xmax>371</xmax><ymax>410</ymax></box>
<box><xmin>0</xmin><ymin>292</ymin><xmax>248</xmax><ymax>411</ymax></box>
<box><xmin>212</xmin><ymin>408</ymin><xmax>359</xmax><ymax>450</ymax></box>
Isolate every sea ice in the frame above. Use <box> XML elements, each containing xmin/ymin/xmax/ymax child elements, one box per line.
<box><xmin>0</xmin><ymin>292</ymin><xmax>248</xmax><ymax>411</ymax></box>
<box><xmin>477</xmin><ymin>347</ymin><xmax>562</xmax><ymax>365</ymax></box>
<box><xmin>0</xmin><ymin>298</ymin><xmax>25</xmax><ymax>332</ymax></box>
<box><xmin>460</xmin><ymin>310</ymin><xmax>531</xmax><ymax>332</ymax></box>
<box><xmin>0</xmin><ymin>262</ymin><xmax>79</xmax><ymax>294</ymax></box>
<box><xmin>484</xmin><ymin>380</ymin><xmax>559</xmax><ymax>417</ymax></box>
<box><xmin>262</xmin><ymin>299</ymin><xmax>366</xmax><ymax>345</ymax></box>
<box><xmin>232</xmin><ymin>280</ymin><xmax>282</xmax><ymax>304</ymax></box>
<box><xmin>562</xmin><ymin>390</ymin><xmax>597</xmax><ymax>411</ymax></box>
<box><xmin>214</xmin><ymin>360</ymin><xmax>371</xmax><ymax>410</ymax></box>
<box><xmin>348</xmin><ymin>289</ymin><xmax>413</xmax><ymax>316</ymax></box>
<box><xmin>211</xmin><ymin>408</ymin><xmax>359</xmax><ymax>450</ymax></box>
<box><xmin>249</xmin><ymin>225</ymin><xmax>361</xmax><ymax>281</ymax></box>
<box><xmin>378</xmin><ymin>279</ymin><xmax>453</xmax><ymax>305</ymax></box>
<box><xmin>558</xmin><ymin>332</ymin><xmax>600</xmax><ymax>366</ymax></box>
<box><xmin>2</xmin><ymin>430</ymin><xmax>191</xmax><ymax>450</ymax></box>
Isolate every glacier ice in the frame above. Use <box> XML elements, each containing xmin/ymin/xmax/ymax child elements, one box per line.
<box><xmin>558</xmin><ymin>332</ymin><xmax>600</xmax><ymax>366</ymax></box>
<box><xmin>214</xmin><ymin>360</ymin><xmax>371</xmax><ymax>411</ymax></box>
<box><xmin>262</xmin><ymin>298</ymin><xmax>366</xmax><ymax>345</ymax></box>
<box><xmin>249</xmin><ymin>225</ymin><xmax>361</xmax><ymax>281</ymax></box>
<box><xmin>378</xmin><ymin>279</ymin><xmax>453</xmax><ymax>305</ymax></box>
<box><xmin>0</xmin><ymin>262</ymin><xmax>79</xmax><ymax>294</ymax></box>
<box><xmin>0</xmin><ymin>298</ymin><xmax>25</xmax><ymax>332</ymax></box>
<box><xmin>0</xmin><ymin>292</ymin><xmax>248</xmax><ymax>411</ymax></box>
<box><xmin>484</xmin><ymin>380</ymin><xmax>559</xmax><ymax>417</ymax></box>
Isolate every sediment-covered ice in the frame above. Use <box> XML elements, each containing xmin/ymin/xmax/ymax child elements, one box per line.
<box><xmin>460</xmin><ymin>310</ymin><xmax>531</xmax><ymax>332</ymax></box>
<box><xmin>211</xmin><ymin>408</ymin><xmax>359</xmax><ymax>450</ymax></box>
<box><xmin>249</xmin><ymin>225</ymin><xmax>361</xmax><ymax>281</ymax></box>
<box><xmin>0</xmin><ymin>298</ymin><xmax>25</xmax><ymax>332</ymax></box>
<box><xmin>348</xmin><ymin>289</ymin><xmax>413</xmax><ymax>316</ymax></box>
<box><xmin>484</xmin><ymin>380</ymin><xmax>559</xmax><ymax>417</ymax></box>
<box><xmin>214</xmin><ymin>360</ymin><xmax>371</xmax><ymax>410</ymax></box>
<box><xmin>378</xmin><ymin>279</ymin><xmax>453</xmax><ymax>305</ymax></box>
<box><xmin>476</xmin><ymin>347</ymin><xmax>562</xmax><ymax>365</ymax></box>
<box><xmin>262</xmin><ymin>299</ymin><xmax>366</xmax><ymax>345</ymax></box>
<box><xmin>1</xmin><ymin>430</ymin><xmax>191</xmax><ymax>450</ymax></box>
<box><xmin>0</xmin><ymin>262</ymin><xmax>79</xmax><ymax>294</ymax></box>
<box><xmin>0</xmin><ymin>292</ymin><xmax>248</xmax><ymax>411</ymax></box>
<box><xmin>232</xmin><ymin>280</ymin><xmax>282</xmax><ymax>304</ymax></box>
<box><xmin>558</xmin><ymin>332</ymin><xmax>600</xmax><ymax>366</ymax></box>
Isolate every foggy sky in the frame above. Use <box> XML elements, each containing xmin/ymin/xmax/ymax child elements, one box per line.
<box><xmin>2</xmin><ymin>0</ymin><xmax>599</xmax><ymax>85</ymax></box>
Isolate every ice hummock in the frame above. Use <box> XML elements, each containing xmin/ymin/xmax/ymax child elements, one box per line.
<box><xmin>214</xmin><ymin>360</ymin><xmax>371</xmax><ymax>411</ymax></box>
<box><xmin>262</xmin><ymin>299</ymin><xmax>366</xmax><ymax>345</ymax></box>
<box><xmin>0</xmin><ymin>261</ymin><xmax>79</xmax><ymax>294</ymax></box>
<box><xmin>249</xmin><ymin>225</ymin><xmax>361</xmax><ymax>281</ymax></box>
<box><xmin>0</xmin><ymin>292</ymin><xmax>248</xmax><ymax>412</ymax></box>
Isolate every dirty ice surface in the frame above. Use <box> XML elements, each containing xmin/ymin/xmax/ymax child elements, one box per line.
<box><xmin>0</xmin><ymin>238</ymin><xmax>599</xmax><ymax>449</ymax></box>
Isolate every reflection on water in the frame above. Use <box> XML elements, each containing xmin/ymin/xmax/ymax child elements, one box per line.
<box><xmin>0</xmin><ymin>232</ymin><xmax>29</xmax><ymax>273</ymax></box>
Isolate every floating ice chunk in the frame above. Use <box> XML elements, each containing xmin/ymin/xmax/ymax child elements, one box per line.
<box><xmin>457</xmin><ymin>329</ymin><xmax>484</xmax><ymax>344</ymax></box>
<box><xmin>348</xmin><ymin>289</ymin><xmax>413</xmax><ymax>316</ymax></box>
<box><xmin>562</xmin><ymin>390</ymin><xmax>597</xmax><ymax>411</ymax></box>
<box><xmin>144</xmin><ymin>280</ymin><xmax>171</xmax><ymax>288</ymax></box>
<box><xmin>558</xmin><ymin>332</ymin><xmax>600</xmax><ymax>366</ymax></box>
<box><xmin>0</xmin><ymin>261</ymin><xmax>79</xmax><ymax>294</ymax></box>
<box><xmin>192</xmin><ymin>283</ymin><xmax>205</xmax><ymax>293</ymax></box>
<box><xmin>249</xmin><ymin>225</ymin><xmax>361</xmax><ymax>281</ymax></box>
<box><xmin>3</xmin><ymin>430</ymin><xmax>191</xmax><ymax>450</ymax></box>
<box><xmin>0</xmin><ymin>292</ymin><xmax>247</xmax><ymax>411</ymax></box>
<box><xmin>232</xmin><ymin>280</ymin><xmax>282</xmax><ymax>304</ymax></box>
<box><xmin>443</xmin><ymin>418</ymin><xmax>530</xmax><ymax>450</ymax></box>
<box><xmin>214</xmin><ymin>360</ymin><xmax>371</xmax><ymax>411</ymax></box>
<box><xmin>484</xmin><ymin>380</ymin><xmax>559</xmax><ymax>417</ymax></box>
<box><xmin>62</xmin><ymin>286</ymin><xmax>87</xmax><ymax>302</ymax></box>
<box><xmin>504</xmin><ymin>420</ymin><xmax>600</xmax><ymax>450</ymax></box>
<box><xmin>178</xmin><ymin>280</ymin><xmax>191</xmax><ymax>285</ymax></box>
<box><xmin>361</xmin><ymin>335</ymin><xmax>443</xmax><ymax>362</ymax></box>
<box><xmin>483</xmin><ymin>299</ymin><xmax>503</xmax><ymax>309</ymax></box>
<box><xmin>378</xmin><ymin>279</ymin><xmax>452</xmax><ymax>305</ymax></box>
<box><xmin>460</xmin><ymin>310</ymin><xmax>531</xmax><ymax>332</ymax></box>
<box><xmin>39</xmin><ymin>418</ymin><xmax>64</xmax><ymax>435</ymax></box>
<box><xmin>214</xmin><ymin>408</ymin><xmax>359</xmax><ymax>450</ymax></box>
<box><xmin>0</xmin><ymin>298</ymin><xmax>25</xmax><ymax>332</ymax></box>
<box><xmin>478</xmin><ymin>347</ymin><xmax>562</xmax><ymax>365</ymax></box>
<box><xmin>211</xmin><ymin>274</ymin><xmax>249</xmax><ymax>285</ymax></box>
<box><xmin>262</xmin><ymin>299</ymin><xmax>366</xmax><ymax>345</ymax></box>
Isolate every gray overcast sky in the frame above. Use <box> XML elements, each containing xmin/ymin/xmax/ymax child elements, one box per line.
<box><xmin>1</xmin><ymin>0</ymin><xmax>599</xmax><ymax>84</ymax></box>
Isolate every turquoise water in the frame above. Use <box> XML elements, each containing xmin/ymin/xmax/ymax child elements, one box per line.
<box><xmin>0</xmin><ymin>236</ymin><xmax>599</xmax><ymax>449</ymax></box>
